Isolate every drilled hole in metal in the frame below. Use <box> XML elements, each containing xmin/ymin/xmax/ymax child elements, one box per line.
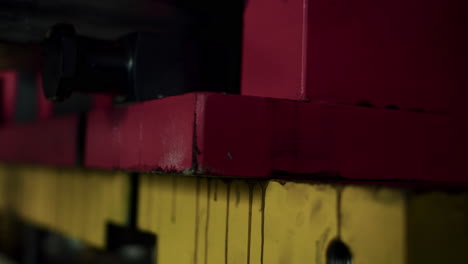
<box><xmin>326</xmin><ymin>239</ymin><xmax>352</xmax><ymax>264</ymax></box>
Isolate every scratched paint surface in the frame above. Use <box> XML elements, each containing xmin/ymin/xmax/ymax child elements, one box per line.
<box><xmin>140</xmin><ymin>174</ymin><xmax>338</xmax><ymax>264</ymax></box>
<box><xmin>4</xmin><ymin>92</ymin><xmax>447</xmax><ymax>181</ymax></box>
<box><xmin>138</xmin><ymin>174</ymin><xmax>468</xmax><ymax>264</ymax></box>
<box><xmin>341</xmin><ymin>186</ymin><xmax>406</xmax><ymax>264</ymax></box>
<box><xmin>85</xmin><ymin>93</ymin><xmax>196</xmax><ymax>171</ymax></box>
<box><xmin>1</xmin><ymin>166</ymin><xmax>468</xmax><ymax>263</ymax></box>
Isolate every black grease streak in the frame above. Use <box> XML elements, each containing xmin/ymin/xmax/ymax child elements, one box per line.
<box><xmin>235</xmin><ymin>183</ymin><xmax>240</xmax><ymax>207</ymax></box>
<box><xmin>204</xmin><ymin>179</ymin><xmax>211</xmax><ymax>264</ymax></box>
<box><xmin>171</xmin><ymin>177</ymin><xmax>177</xmax><ymax>224</ymax></box>
<box><xmin>247</xmin><ymin>184</ymin><xmax>254</xmax><ymax>264</ymax></box>
<box><xmin>194</xmin><ymin>178</ymin><xmax>201</xmax><ymax>264</ymax></box>
<box><xmin>214</xmin><ymin>180</ymin><xmax>218</xmax><ymax>201</ymax></box>
<box><xmin>260</xmin><ymin>182</ymin><xmax>267</xmax><ymax>264</ymax></box>
<box><xmin>336</xmin><ymin>186</ymin><xmax>343</xmax><ymax>238</ymax></box>
<box><xmin>225</xmin><ymin>182</ymin><xmax>231</xmax><ymax>264</ymax></box>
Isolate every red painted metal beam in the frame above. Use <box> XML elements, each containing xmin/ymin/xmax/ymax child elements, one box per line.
<box><xmin>85</xmin><ymin>94</ymin><xmax>196</xmax><ymax>171</ymax></box>
<box><xmin>85</xmin><ymin>93</ymin><xmax>467</xmax><ymax>181</ymax></box>
<box><xmin>242</xmin><ymin>0</ymin><xmax>468</xmax><ymax>114</ymax></box>
<box><xmin>0</xmin><ymin>115</ymin><xmax>78</xmax><ymax>167</ymax></box>
<box><xmin>0</xmin><ymin>91</ymin><xmax>464</xmax><ymax>181</ymax></box>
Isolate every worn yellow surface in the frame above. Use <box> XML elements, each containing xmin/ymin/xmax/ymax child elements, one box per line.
<box><xmin>0</xmin><ymin>166</ymin><xmax>129</xmax><ymax>249</ymax></box>
<box><xmin>139</xmin><ymin>176</ymin><xmax>468</xmax><ymax>264</ymax></box>
<box><xmin>2</xmin><ymin>165</ymin><xmax>468</xmax><ymax>263</ymax></box>
<box><xmin>138</xmin><ymin>175</ymin><xmax>338</xmax><ymax>264</ymax></box>
<box><xmin>264</xmin><ymin>182</ymin><xmax>337</xmax><ymax>264</ymax></box>
<box><xmin>205</xmin><ymin>179</ymin><xmax>229</xmax><ymax>264</ymax></box>
<box><xmin>145</xmin><ymin>174</ymin><xmax>198</xmax><ymax>264</ymax></box>
<box><xmin>407</xmin><ymin>191</ymin><xmax>468</xmax><ymax>264</ymax></box>
<box><xmin>137</xmin><ymin>173</ymin><xmax>151</xmax><ymax>232</ymax></box>
<box><xmin>227</xmin><ymin>180</ymin><xmax>250</xmax><ymax>264</ymax></box>
<box><xmin>0</xmin><ymin>166</ymin><xmax>9</xmax><ymax>210</ymax></box>
<box><xmin>0</xmin><ymin>166</ymin><xmax>6</xmax><ymax>210</ymax></box>
<box><xmin>341</xmin><ymin>186</ymin><xmax>406</xmax><ymax>264</ymax></box>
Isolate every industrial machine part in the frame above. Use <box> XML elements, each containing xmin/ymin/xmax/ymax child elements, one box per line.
<box><xmin>1</xmin><ymin>0</ymin><xmax>245</xmax><ymax>102</ymax></box>
<box><xmin>1</xmin><ymin>0</ymin><xmax>468</xmax><ymax>263</ymax></box>
<box><xmin>43</xmin><ymin>23</ymin><xmax>241</xmax><ymax>102</ymax></box>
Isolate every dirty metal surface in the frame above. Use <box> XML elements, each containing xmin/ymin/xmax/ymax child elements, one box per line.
<box><xmin>242</xmin><ymin>0</ymin><xmax>468</xmax><ymax>115</ymax></box>
<box><xmin>0</xmin><ymin>92</ymin><xmax>466</xmax><ymax>181</ymax></box>
<box><xmin>1</xmin><ymin>166</ymin><xmax>468</xmax><ymax>263</ymax></box>
<box><xmin>137</xmin><ymin>173</ymin><xmax>468</xmax><ymax>264</ymax></box>
<box><xmin>85</xmin><ymin>92</ymin><xmax>468</xmax><ymax>182</ymax></box>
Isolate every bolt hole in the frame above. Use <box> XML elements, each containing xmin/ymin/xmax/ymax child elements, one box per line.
<box><xmin>326</xmin><ymin>239</ymin><xmax>352</xmax><ymax>264</ymax></box>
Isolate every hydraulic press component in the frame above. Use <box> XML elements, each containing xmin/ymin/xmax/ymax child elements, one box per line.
<box><xmin>0</xmin><ymin>0</ymin><xmax>245</xmax><ymax>103</ymax></box>
<box><xmin>42</xmin><ymin>23</ymin><xmax>241</xmax><ymax>102</ymax></box>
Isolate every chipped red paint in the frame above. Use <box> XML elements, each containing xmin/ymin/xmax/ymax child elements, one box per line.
<box><xmin>0</xmin><ymin>0</ymin><xmax>466</xmax><ymax>182</ymax></box>
<box><xmin>0</xmin><ymin>91</ymin><xmax>465</xmax><ymax>181</ymax></box>
<box><xmin>85</xmin><ymin>94</ymin><xmax>196</xmax><ymax>171</ymax></box>
<box><xmin>242</xmin><ymin>0</ymin><xmax>468</xmax><ymax>114</ymax></box>
<box><xmin>85</xmin><ymin>93</ymin><xmax>468</xmax><ymax>181</ymax></box>
<box><xmin>0</xmin><ymin>115</ymin><xmax>78</xmax><ymax>166</ymax></box>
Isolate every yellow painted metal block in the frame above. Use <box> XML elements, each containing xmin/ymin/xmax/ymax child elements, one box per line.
<box><xmin>194</xmin><ymin>177</ymin><xmax>208</xmax><ymax>264</ymax></box>
<box><xmin>264</xmin><ymin>182</ymin><xmax>338</xmax><ymax>264</ymax></box>
<box><xmin>55</xmin><ymin>168</ymin><xmax>69</xmax><ymax>234</ymax></box>
<box><xmin>0</xmin><ymin>166</ymin><xmax>129</xmax><ymax>249</ymax></box>
<box><xmin>81</xmin><ymin>170</ymin><xmax>130</xmax><ymax>248</ymax></box>
<box><xmin>109</xmin><ymin>171</ymin><xmax>130</xmax><ymax>226</ymax></box>
<box><xmin>248</xmin><ymin>183</ymin><xmax>264</xmax><ymax>264</ymax></box>
<box><xmin>32</xmin><ymin>167</ymin><xmax>49</xmax><ymax>228</ymax></box>
<box><xmin>142</xmin><ymin>174</ymin><xmax>197</xmax><ymax>263</ymax></box>
<box><xmin>341</xmin><ymin>186</ymin><xmax>406</xmax><ymax>264</ymax></box>
<box><xmin>139</xmin><ymin>176</ymin><xmax>338</xmax><ymax>264</ymax></box>
<box><xmin>84</xmin><ymin>172</ymin><xmax>105</xmax><ymax>247</ymax></box>
<box><xmin>158</xmin><ymin>175</ymin><xmax>197</xmax><ymax>264</ymax></box>
<box><xmin>14</xmin><ymin>167</ymin><xmax>28</xmax><ymax>220</ymax></box>
<box><xmin>68</xmin><ymin>170</ymin><xmax>81</xmax><ymax>239</ymax></box>
<box><xmin>138</xmin><ymin>174</ymin><xmax>151</xmax><ymax>232</ymax></box>
<box><xmin>139</xmin><ymin>178</ymin><xmax>468</xmax><ymax>264</ymax></box>
<box><xmin>226</xmin><ymin>180</ymin><xmax>250</xmax><ymax>264</ymax></box>
<box><xmin>0</xmin><ymin>165</ymin><xmax>9</xmax><ymax>211</ymax></box>
<box><xmin>204</xmin><ymin>179</ymin><xmax>228</xmax><ymax>264</ymax></box>
<box><xmin>75</xmin><ymin>170</ymin><xmax>87</xmax><ymax>239</ymax></box>
<box><xmin>17</xmin><ymin>167</ymin><xmax>41</xmax><ymax>225</ymax></box>
<box><xmin>407</xmin><ymin>191</ymin><xmax>468</xmax><ymax>264</ymax></box>
<box><xmin>3</xmin><ymin>165</ymin><xmax>468</xmax><ymax>264</ymax></box>
<box><xmin>341</xmin><ymin>186</ymin><xmax>468</xmax><ymax>264</ymax></box>
<box><xmin>13</xmin><ymin>170</ymin><xmax>25</xmax><ymax>219</ymax></box>
<box><xmin>148</xmin><ymin>174</ymin><xmax>163</xmax><ymax>234</ymax></box>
